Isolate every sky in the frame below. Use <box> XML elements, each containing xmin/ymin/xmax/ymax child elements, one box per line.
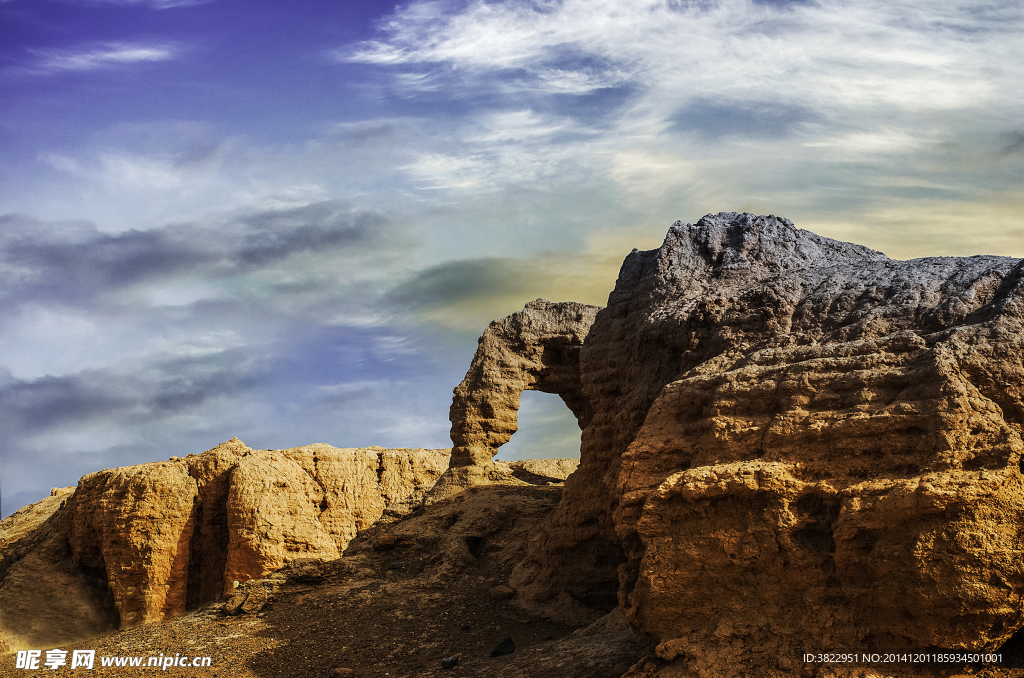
<box><xmin>1</xmin><ymin>0</ymin><xmax>1023</xmax><ymax>517</ymax></box>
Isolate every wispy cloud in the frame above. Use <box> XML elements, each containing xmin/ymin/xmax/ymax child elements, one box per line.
<box><xmin>0</xmin><ymin>203</ymin><xmax>403</xmax><ymax>314</ymax></box>
<box><xmin>21</xmin><ymin>41</ymin><xmax>177</xmax><ymax>75</ymax></box>
<box><xmin>341</xmin><ymin>0</ymin><xmax>1021</xmax><ymax>109</ymax></box>
<box><xmin>399</xmin><ymin>109</ymin><xmax>590</xmax><ymax>191</ymax></box>
<box><xmin>0</xmin><ymin>348</ymin><xmax>264</xmax><ymax>434</ymax></box>
<box><xmin>331</xmin><ymin>0</ymin><xmax>1023</xmax><ymax>231</ymax></box>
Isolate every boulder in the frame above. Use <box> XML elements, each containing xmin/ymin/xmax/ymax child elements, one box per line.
<box><xmin>223</xmin><ymin>592</ymin><xmax>247</xmax><ymax>616</ymax></box>
<box><xmin>504</xmin><ymin>459</ymin><xmax>579</xmax><ymax>485</ymax></box>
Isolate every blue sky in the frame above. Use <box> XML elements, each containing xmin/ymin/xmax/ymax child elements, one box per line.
<box><xmin>1</xmin><ymin>0</ymin><xmax>1022</xmax><ymax>516</ymax></box>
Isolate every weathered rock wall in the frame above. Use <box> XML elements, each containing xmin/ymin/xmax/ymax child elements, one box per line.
<box><xmin>0</xmin><ymin>439</ymin><xmax>449</xmax><ymax>647</ymax></box>
<box><xmin>494</xmin><ymin>212</ymin><xmax>1024</xmax><ymax>675</ymax></box>
<box><xmin>68</xmin><ymin>454</ymin><xmax>203</xmax><ymax>626</ymax></box>
<box><xmin>223</xmin><ymin>444</ymin><xmax>450</xmax><ymax>597</ymax></box>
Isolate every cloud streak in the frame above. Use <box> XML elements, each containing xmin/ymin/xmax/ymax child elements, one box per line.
<box><xmin>21</xmin><ymin>42</ymin><xmax>177</xmax><ymax>75</ymax></box>
<box><xmin>0</xmin><ymin>348</ymin><xmax>264</xmax><ymax>434</ymax></box>
<box><xmin>0</xmin><ymin>203</ymin><xmax>400</xmax><ymax>312</ymax></box>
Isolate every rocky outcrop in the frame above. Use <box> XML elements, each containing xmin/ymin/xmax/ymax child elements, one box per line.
<box><xmin>25</xmin><ymin>481</ymin><xmax>650</xmax><ymax>678</ymax></box>
<box><xmin>0</xmin><ymin>437</ymin><xmax>580</xmax><ymax>652</ymax></box>
<box><xmin>68</xmin><ymin>453</ymin><xmax>204</xmax><ymax>627</ymax></box>
<box><xmin>0</xmin><ymin>487</ymin><xmax>74</xmax><ymax>581</ymax></box>
<box><xmin>431</xmin><ymin>299</ymin><xmax>600</xmax><ymax>500</ymax></box>
<box><xmin>0</xmin><ymin>439</ymin><xmax>449</xmax><ymax>647</ymax></box>
<box><xmin>445</xmin><ymin>212</ymin><xmax>1024</xmax><ymax>674</ymax></box>
<box><xmin>607</xmin><ymin>214</ymin><xmax>1024</xmax><ymax>676</ymax></box>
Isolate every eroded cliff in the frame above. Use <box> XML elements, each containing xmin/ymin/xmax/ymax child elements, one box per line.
<box><xmin>451</xmin><ymin>213</ymin><xmax>1024</xmax><ymax>676</ymax></box>
<box><xmin>0</xmin><ymin>440</ymin><xmax>451</xmax><ymax>649</ymax></box>
<box><xmin>0</xmin><ymin>438</ymin><xmax>582</xmax><ymax>654</ymax></box>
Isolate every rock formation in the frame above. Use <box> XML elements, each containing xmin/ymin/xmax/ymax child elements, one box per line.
<box><xmin>450</xmin><ymin>212</ymin><xmax>1024</xmax><ymax>675</ymax></box>
<box><xmin>0</xmin><ymin>440</ymin><xmax>450</xmax><ymax>649</ymax></box>
<box><xmin>5</xmin><ymin>480</ymin><xmax>646</xmax><ymax>678</ymax></box>
<box><xmin>607</xmin><ymin>214</ymin><xmax>1024</xmax><ymax>676</ymax></box>
<box><xmin>432</xmin><ymin>299</ymin><xmax>600</xmax><ymax>499</ymax></box>
<box><xmin>0</xmin><ymin>438</ymin><xmax>580</xmax><ymax>653</ymax></box>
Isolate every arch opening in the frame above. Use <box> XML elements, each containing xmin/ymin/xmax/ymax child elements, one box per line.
<box><xmin>494</xmin><ymin>390</ymin><xmax>582</xmax><ymax>462</ymax></box>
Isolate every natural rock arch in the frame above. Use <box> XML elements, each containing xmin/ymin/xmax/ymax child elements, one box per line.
<box><xmin>431</xmin><ymin>299</ymin><xmax>601</xmax><ymax>497</ymax></box>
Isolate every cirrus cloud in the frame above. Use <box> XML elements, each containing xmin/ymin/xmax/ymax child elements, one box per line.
<box><xmin>16</xmin><ymin>41</ymin><xmax>178</xmax><ymax>76</ymax></box>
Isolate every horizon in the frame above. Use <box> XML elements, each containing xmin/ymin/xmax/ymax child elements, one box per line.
<box><xmin>2</xmin><ymin>0</ymin><xmax>1023</xmax><ymax>517</ymax></box>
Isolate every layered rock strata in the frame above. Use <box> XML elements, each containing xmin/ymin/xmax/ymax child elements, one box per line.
<box><xmin>607</xmin><ymin>214</ymin><xmax>1024</xmax><ymax>676</ymax></box>
<box><xmin>0</xmin><ymin>440</ymin><xmax>449</xmax><ymax>646</ymax></box>
<box><xmin>453</xmin><ymin>212</ymin><xmax>1024</xmax><ymax>674</ymax></box>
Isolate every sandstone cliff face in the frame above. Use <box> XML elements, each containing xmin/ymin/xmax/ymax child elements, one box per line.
<box><xmin>608</xmin><ymin>215</ymin><xmax>1024</xmax><ymax>676</ymax></box>
<box><xmin>471</xmin><ymin>213</ymin><xmax>1024</xmax><ymax>675</ymax></box>
<box><xmin>0</xmin><ymin>440</ymin><xmax>449</xmax><ymax>647</ymax></box>
<box><xmin>68</xmin><ymin>456</ymin><xmax>202</xmax><ymax>626</ymax></box>
<box><xmin>223</xmin><ymin>444</ymin><xmax>450</xmax><ymax>597</ymax></box>
<box><xmin>223</xmin><ymin>448</ymin><xmax>343</xmax><ymax>596</ymax></box>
